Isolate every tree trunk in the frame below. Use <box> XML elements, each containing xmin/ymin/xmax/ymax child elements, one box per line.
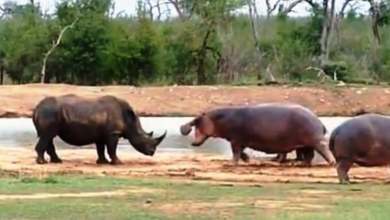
<box><xmin>320</xmin><ymin>0</ymin><xmax>331</xmax><ymax>65</ymax></box>
<box><xmin>0</xmin><ymin>66</ymin><xmax>3</xmax><ymax>85</ymax></box>
<box><xmin>196</xmin><ymin>27</ymin><xmax>213</xmax><ymax>84</ymax></box>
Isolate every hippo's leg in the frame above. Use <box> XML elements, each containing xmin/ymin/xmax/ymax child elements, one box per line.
<box><xmin>271</xmin><ymin>153</ymin><xmax>287</xmax><ymax>163</ymax></box>
<box><xmin>312</xmin><ymin>142</ymin><xmax>336</xmax><ymax>165</ymax></box>
<box><xmin>230</xmin><ymin>143</ymin><xmax>244</xmax><ymax>166</ymax></box>
<box><xmin>46</xmin><ymin>140</ymin><xmax>62</xmax><ymax>163</ymax></box>
<box><xmin>95</xmin><ymin>142</ymin><xmax>109</xmax><ymax>164</ymax></box>
<box><xmin>240</xmin><ymin>151</ymin><xmax>250</xmax><ymax>163</ymax></box>
<box><xmin>297</xmin><ymin>147</ymin><xmax>315</xmax><ymax>167</ymax></box>
<box><xmin>295</xmin><ymin>149</ymin><xmax>304</xmax><ymax>161</ymax></box>
<box><xmin>388</xmin><ymin>165</ymin><xmax>390</xmax><ymax>182</ymax></box>
<box><xmin>336</xmin><ymin>159</ymin><xmax>353</xmax><ymax>184</ymax></box>
<box><xmin>106</xmin><ymin>135</ymin><xmax>123</xmax><ymax>165</ymax></box>
<box><xmin>270</xmin><ymin>154</ymin><xmax>280</xmax><ymax>162</ymax></box>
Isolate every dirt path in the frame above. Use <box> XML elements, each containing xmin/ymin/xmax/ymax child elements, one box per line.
<box><xmin>1</xmin><ymin>83</ymin><xmax>389</xmax><ymax>118</ymax></box>
<box><xmin>0</xmin><ymin>148</ymin><xmax>388</xmax><ymax>184</ymax></box>
<box><xmin>0</xmin><ymin>188</ymin><xmax>157</xmax><ymax>200</ymax></box>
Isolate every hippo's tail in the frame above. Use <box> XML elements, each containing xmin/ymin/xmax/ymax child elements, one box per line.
<box><xmin>328</xmin><ymin>126</ymin><xmax>340</xmax><ymax>153</ymax></box>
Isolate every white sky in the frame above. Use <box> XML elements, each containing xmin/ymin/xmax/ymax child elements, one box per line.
<box><xmin>1</xmin><ymin>0</ymin><xmax>371</xmax><ymax>17</ymax></box>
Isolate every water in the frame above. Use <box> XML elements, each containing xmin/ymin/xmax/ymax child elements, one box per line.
<box><xmin>0</xmin><ymin>117</ymin><xmax>353</xmax><ymax>160</ymax></box>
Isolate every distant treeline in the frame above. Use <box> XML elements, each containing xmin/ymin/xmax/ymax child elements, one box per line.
<box><xmin>0</xmin><ymin>0</ymin><xmax>389</xmax><ymax>86</ymax></box>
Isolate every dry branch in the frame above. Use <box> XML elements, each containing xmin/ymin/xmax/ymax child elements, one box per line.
<box><xmin>40</xmin><ymin>18</ymin><xmax>79</xmax><ymax>83</ymax></box>
<box><xmin>339</xmin><ymin>0</ymin><xmax>353</xmax><ymax>17</ymax></box>
<box><xmin>265</xmin><ymin>0</ymin><xmax>282</xmax><ymax>17</ymax></box>
<box><xmin>167</xmin><ymin>0</ymin><xmax>184</xmax><ymax>19</ymax></box>
<box><xmin>279</xmin><ymin>0</ymin><xmax>314</xmax><ymax>14</ymax></box>
<box><xmin>305</xmin><ymin>66</ymin><xmax>336</xmax><ymax>83</ymax></box>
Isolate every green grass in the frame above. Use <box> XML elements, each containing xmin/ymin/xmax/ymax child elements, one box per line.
<box><xmin>0</xmin><ymin>172</ymin><xmax>389</xmax><ymax>220</ymax></box>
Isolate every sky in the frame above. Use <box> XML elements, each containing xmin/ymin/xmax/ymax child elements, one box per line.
<box><xmin>0</xmin><ymin>0</ymin><xmax>371</xmax><ymax>17</ymax></box>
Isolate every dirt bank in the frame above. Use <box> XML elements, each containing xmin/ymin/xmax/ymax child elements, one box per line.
<box><xmin>0</xmin><ymin>83</ymin><xmax>389</xmax><ymax>118</ymax></box>
<box><xmin>0</xmin><ymin>148</ymin><xmax>388</xmax><ymax>184</ymax></box>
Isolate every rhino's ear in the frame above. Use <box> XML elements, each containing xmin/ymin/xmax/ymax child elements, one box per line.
<box><xmin>123</xmin><ymin>109</ymin><xmax>136</xmax><ymax>123</ymax></box>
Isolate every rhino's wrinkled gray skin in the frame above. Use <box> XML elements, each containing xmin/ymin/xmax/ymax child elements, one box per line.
<box><xmin>32</xmin><ymin>94</ymin><xmax>166</xmax><ymax>165</ymax></box>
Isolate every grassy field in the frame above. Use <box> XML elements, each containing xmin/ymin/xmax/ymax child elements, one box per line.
<box><xmin>0</xmin><ymin>172</ymin><xmax>389</xmax><ymax>220</ymax></box>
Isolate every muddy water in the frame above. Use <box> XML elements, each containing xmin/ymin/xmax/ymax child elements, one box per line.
<box><xmin>0</xmin><ymin>117</ymin><xmax>352</xmax><ymax>162</ymax></box>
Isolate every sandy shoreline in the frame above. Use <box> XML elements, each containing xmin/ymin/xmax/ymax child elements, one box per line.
<box><xmin>0</xmin><ymin>84</ymin><xmax>389</xmax><ymax>118</ymax></box>
<box><xmin>0</xmin><ymin>147</ymin><xmax>387</xmax><ymax>184</ymax></box>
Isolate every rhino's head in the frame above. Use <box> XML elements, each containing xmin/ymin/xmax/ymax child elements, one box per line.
<box><xmin>123</xmin><ymin>109</ymin><xmax>166</xmax><ymax>156</ymax></box>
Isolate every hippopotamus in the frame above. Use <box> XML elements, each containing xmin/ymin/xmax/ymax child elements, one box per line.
<box><xmin>179</xmin><ymin>103</ymin><xmax>335</xmax><ymax>166</ymax></box>
<box><xmin>329</xmin><ymin>113</ymin><xmax>390</xmax><ymax>184</ymax></box>
<box><xmin>32</xmin><ymin>94</ymin><xmax>167</xmax><ymax>165</ymax></box>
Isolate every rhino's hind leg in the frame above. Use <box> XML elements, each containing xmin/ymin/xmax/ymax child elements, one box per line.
<box><xmin>47</xmin><ymin>140</ymin><xmax>62</xmax><ymax>163</ymax></box>
<box><xmin>106</xmin><ymin>135</ymin><xmax>123</xmax><ymax>165</ymax></box>
<box><xmin>336</xmin><ymin>159</ymin><xmax>353</xmax><ymax>184</ymax></box>
<box><xmin>35</xmin><ymin>137</ymin><xmax>51</xmax><ymax>164</ymax></box>
<box><xmin>95</xmin><ymin>142</ymin><xmax>109</xmax><ymax>164</ymax></box>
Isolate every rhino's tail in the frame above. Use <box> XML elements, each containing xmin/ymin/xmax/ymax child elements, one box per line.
<box><xmin>32</xmin><ymin>96</ymin><xmax>58</xmax><ymax>138</ymax></box>
<box><xmin>328</xmin><ymin>126</ymin><xmax>341</xmax><ymax>153</ymax></box>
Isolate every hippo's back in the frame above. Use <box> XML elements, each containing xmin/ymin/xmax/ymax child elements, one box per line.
<box><xmin>219</xmin><ymin>103</ymin><xmax>322</xmax><ymax>128</ymax></box>
<box><xmin>330</xmin><ymin>113</ymin><xmax>390</xmax><ymax>166</ymax></box>
<box><xmin>252</xmin><ymin>103</ymin><xmax>322</xmax><ymax>129</ymax></box>
<box><xmin>213</xmin><ymin>103</ymin><xmax>325</xmax><ymax>150</ymax></box>
<box><xmin>335</xmin><ymin>113</ymin><xmax>390</xmax><ymax>140</ymax></box>
<box><xmin>259</xmin><ymin>102</ymin><xmax>316</xmax><ymax>114</ymax></box>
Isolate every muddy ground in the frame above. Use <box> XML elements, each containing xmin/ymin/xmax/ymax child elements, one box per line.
<box><xmin>1</xmin><ymin>83</ymin><xmax>389</xmax><ymax>184</ymax></box>
<box><xmin>0</xmin><ymin>148</ymin><xmax>388</xmax><ymax>184</ymax></box>
<box><xmin>1</xmin><ymin>83</ymin><xmax>390</xmax><ymax>117</ymax></box>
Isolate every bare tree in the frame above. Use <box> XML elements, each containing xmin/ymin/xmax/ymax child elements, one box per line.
<box><xmin>265</xmin><ymin>0</ymin><xmax>282</xmax><ymax>17</ymax></box>
<box><xmin>367</xmin><ymin>0</ymin><xmax>381</xmax><ymax>47</ymax></box>
<box><xmin>247</xmin><ymin>0</ymin><xmax>276</xmax><ymax>83</ymax></box>
<box><xmin>143</xmin><ymin>0</ymin><xmax>171</xmax><ymax>20</ymax></box>
<box><xmin>164</xmin><ymin>0</ymin><xmax>199</xmax><ymax>20</ymax></box>
<box><xmin>0</xmin><ymin>1</ymin><xmax>17</xmax><ymax>18</ymax></box>
<box><xmin>0</xmin><ymin>51</ymin><xmax>4</xmax><ymax>85</ymax></box>
<box><xmin>166</xmin><ymin>0</ymin><xmax>185</xmax><ymax>19</ymax></box>
<box><xmin>40</xmin><ymin>18</ymin><xmax>79</xmax><ymax>83</ymax></box>
<box><xmin>339</xmin><ymin>0</ymin><xmax>354</xmax><ymax>18</ymax></box>
<box><xmin>334</xmin><ymin>0</ymin><xmax>358</xmax><ymax>44</ymax></box>
<box><xmin>278</xmin><ymin>0</ymin><xmax>315</xmax><ymax>15</ymax></box>
<box><xmin>319</xmin><ymin>0</ymin><xmax>336</xmax><ymax>66</ymax></box>
<box><xmin>144</xmin><ymin>0</ymin><xmax>155</xmax><ymax>19</ymax></box>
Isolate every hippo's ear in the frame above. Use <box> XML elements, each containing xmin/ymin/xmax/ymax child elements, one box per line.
<box><xmin>212</xmin><ymin>112</ymin><xmax>224</xmax><ymax>121</ymax></box>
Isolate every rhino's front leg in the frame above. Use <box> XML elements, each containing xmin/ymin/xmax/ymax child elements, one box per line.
<box><xmin>106</xmin><ymin>135</ymin><xmax>123</xmax><ymax>165</ymax></box>
<box><xmin>95</xmin><ymin>142</ymin><xmax>109</xmax><ymax>164</ymax></box>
